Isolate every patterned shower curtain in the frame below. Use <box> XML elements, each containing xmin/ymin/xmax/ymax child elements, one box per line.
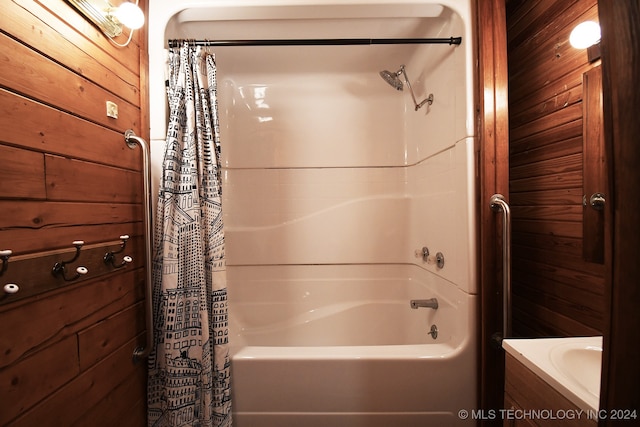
<box><xmin>147</xmin><ymin>42</ymin><xmax>232</xmax><ymax>427</ymax></box>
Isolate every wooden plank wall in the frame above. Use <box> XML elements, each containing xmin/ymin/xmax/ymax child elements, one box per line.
<box><xmin>506</xmin><ymin>0</ymin><xmax>605</xmax><ymax>337</ymax></box>
<box><xmin>477</xmin><ymin>0</ymin><xmax>510</xmax><ymax>419</ymax></box>
<box><xmin>597</xmin><ymin>0</ymin><xmax>640</xmax><ymax>421</ymax></box>
<box><xmin>0</xmin><ymin>0</ymin><xmax>149</xmax><ymax>425</ymax></box>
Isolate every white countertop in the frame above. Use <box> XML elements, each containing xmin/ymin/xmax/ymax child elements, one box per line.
<box><xmin>503</xmin><ymin>336</ymin><xmax>602</xmax><ymax>413</ymax></box>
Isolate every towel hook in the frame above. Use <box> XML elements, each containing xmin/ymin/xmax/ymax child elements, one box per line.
<box><xmin>0</xmin><ymin>249</ymin><xmax>12</xmax><ymax>276</ymax></box>
<box><xmin>52</xmin><ymin>241</ymin><xmax>89</xmax><ymax>281</ymax></box>
<box><xmin>104</xmin><ymin>235</ymin><xmax>133</xmax><ymax>269</ymax></box>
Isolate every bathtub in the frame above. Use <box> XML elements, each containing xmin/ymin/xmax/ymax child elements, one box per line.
<box><xmin>228</xmin><ymin>264</ymin><xmax>477</xmax><ymax>426</ymax></box>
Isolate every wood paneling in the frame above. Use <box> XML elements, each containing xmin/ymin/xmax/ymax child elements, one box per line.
<box><xmin>0</xmin><ymin>336</ymin><xmax>80</xmax><ymax>427</ymax></box>
<box><xmin>0</xmin><ymin>145</ymin><xmax>46</xmax><ymax>199</ymax></box>
<box><xmin>504</xmin><ymin>354</ymin><xmax>597</xmax><ymax>426</ymax></box>
<box><xmin>0</xmin><ymin>268</ymin><xmax>144</xmax><ymax>368</ymax></box>
<box><xmin>582</xmin><ymin>66</ymin><xmax>606</xmax><ymax>263</ymax></box>
<box><xmin>507</xmin><ymin>0</ymin><xmax>605</xmax><ymax>337</ymax></box>
<box><xmin>9</xmin><ymin>335</ymin><xmax>145</xmax><ymax>427</ymax></box>
<box><xmin>71</xmin><ymin>366</ymin><xmax>147</xmax><ymax>427</ymax></box>
<box><xmin>44</xmin><ymin>155</ymin><xmax>142</xmax><ymax>203</ymax></box>
<box><xmin>0</xmin><ymin>239</ymin><xmax>144</xmax><ymax>304</ymax></box>
<box><xmin>78</xmin><ymin>301</ymin><xmax>146</xmax><ymax>370</ymax></box>
<box><xmin>0</xmin><ymin>89</ymin><xmax>141</xmax><ymax>170</ymax></box>
<box><xmin>477</xmin><ymin>0</ymin><xmax>511</xmax><ymax>420</ymax></box>
<box><xmin>0</xmin><ymin>0</ymin><xmax>148</xmax><ymax>424</ymax></box>
<box><xmin>597</xmin><ymin>0</ymin><xmax>640</xmax><ymax>422</ymax></box>
<box><xmin>0</xmin><ymin>33</ymin><xmax>139</xmax><ymax>131</ymax></box>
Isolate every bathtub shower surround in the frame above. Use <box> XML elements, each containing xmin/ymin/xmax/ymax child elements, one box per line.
<box><xmin>152</xmin><ymin>1</ymin><xmax>477</xmax><ymax>426</ymax></box>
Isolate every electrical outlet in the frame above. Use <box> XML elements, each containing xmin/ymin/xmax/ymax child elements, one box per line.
<box><xmin>106</xmin><ymin>101</ymin><xmax>118</xmax><ymax>119</ymax></box>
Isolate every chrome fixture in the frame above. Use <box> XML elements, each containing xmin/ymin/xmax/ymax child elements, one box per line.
<box><xmin>418</xmin><ymin>247</ymin><xmax>445</xmax><ymax>269</ymax></box>
<box><xmin>419</xmin><ymin>246</ymin><xmax>430</xmax><ymax>262</ymax></box>
<box><xmin>410</xmin><ymin>298</ymin><xmax>439</xmax><ymax>310</ymax></box>
<box><xmin>434</xmin><ymin>252</ymin><xmax>445</xmax><ymax>269</ymax></box>
<box><xmin>66</xmin><ymin>0</ymin><xmax>144</xmax><ymax>47</ymax></box>
<box><xmin>428</xmin><ymin>324</ymin><xmax>438</xmax><ymax>339</ymax></box>
<box><xmin>490</xmin><ymin>194</ymin><xmax>511</xmax><ymax>339</ymax></box>
<box><xmin>379</xmin><ymin>65</ymin><xmax>434</xmax><ymax>111</ymax></box>
<box><xmin>125</xmin><ymin>130</ymin><xmax>153</xmax><ymax>362</ymax></box>
<box><xmin>380</xmin><ymin>68</ymin><xmax>403</xmax><ymax>91</ymax></box>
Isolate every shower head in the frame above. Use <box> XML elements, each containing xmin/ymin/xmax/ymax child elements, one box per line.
<box><xmin>379</xmin><ymin>66</ymin><xmax>404</xmax><ymax>91</ymax></box>
<box><xmin>379</xmin><ymin>64</ymin><xmax>434</xmax><ymax>111</ymax></box>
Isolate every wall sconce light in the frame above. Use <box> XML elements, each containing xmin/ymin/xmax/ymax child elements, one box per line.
<box><xmin>570</xmin><ymin>21</ymin><xmax>601</xmax><ymax>62</ymax></box>
<box><xmin>66</xmin><ymin>0</ymin><xmax>144</xmax><ymax>47</ymax></box>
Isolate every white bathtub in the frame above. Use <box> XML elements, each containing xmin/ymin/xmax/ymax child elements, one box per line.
<box><xmin>228</xmin><ymin>264</ymin><xmax>477</xmax><ymax>426</ymax></box>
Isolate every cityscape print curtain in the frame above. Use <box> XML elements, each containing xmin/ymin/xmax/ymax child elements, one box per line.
<box><xmin>147</xmin><ymin>42</ymin><xmax>231</xmax><ymax>427</ymax></box>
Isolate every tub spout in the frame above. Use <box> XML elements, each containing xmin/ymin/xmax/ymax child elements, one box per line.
<box><xmin>410</xmin><ymin>298</ymin><xmax>439</xmax><ymax>309</ymax></box>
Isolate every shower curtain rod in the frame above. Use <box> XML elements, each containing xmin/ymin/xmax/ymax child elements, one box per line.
<box><xmin>168</xmin><ymin>37</ymin><xmax>462</xmax><ymax>47</ymax></box>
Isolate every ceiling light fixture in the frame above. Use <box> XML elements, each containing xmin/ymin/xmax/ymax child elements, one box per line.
<box><xmin>66</xmin><ymin>0</ymin><xmax>144</xmax><ymax>48</ymax></box>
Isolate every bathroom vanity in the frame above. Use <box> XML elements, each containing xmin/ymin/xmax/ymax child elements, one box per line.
<box><xmin>503</xmin><ymin>337</ymin><xmax>601</xmax><ymax>426</ymax></box>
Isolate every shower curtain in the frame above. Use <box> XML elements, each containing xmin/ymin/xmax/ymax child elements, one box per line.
<box><xmin>148</xmin><ymin>42</ymin><xmax>231</xmax><ymax>427</ymax></box>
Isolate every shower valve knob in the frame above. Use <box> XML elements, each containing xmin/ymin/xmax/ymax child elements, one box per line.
<box><xmin>435</xmin><ymin>252</ymin><xmax>445</xmax><ymax>269</ymax></box>
<box><xmin>416</xmin><ymin>247</ymin><xmax>430</xmax><ymax>261</ymax></box>
<box><xmin>425</xmin><ymin>252</ymin><xmax>445</xmax><ymax>269</ymax></box>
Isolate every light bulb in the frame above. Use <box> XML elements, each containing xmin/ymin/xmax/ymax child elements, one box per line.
<box><xmin>114</xmin><ymin>2</ymin><xmax>144</xmax><ymax>30</ymax></box>
<box><xmin>569</xmin><ymin>21</ymin><xmax>601</xmax><ymax>49</ymax></box>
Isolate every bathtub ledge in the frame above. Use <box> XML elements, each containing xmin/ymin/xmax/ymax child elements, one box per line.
<box><xmin>233</xmin><ymin>342</ymin><xmax>467</xmax><ymax>360</ymax></box>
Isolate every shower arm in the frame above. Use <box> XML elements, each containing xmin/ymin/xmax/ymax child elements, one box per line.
<box><xmin>125</xmin><ymin>129</ymin><xmax>154</xmax><ymax>363</ymax></box>
<box><xmin>401</xmin><ymin>67</ymin><xmax>434</xmax><ymax>111</ymax></box>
